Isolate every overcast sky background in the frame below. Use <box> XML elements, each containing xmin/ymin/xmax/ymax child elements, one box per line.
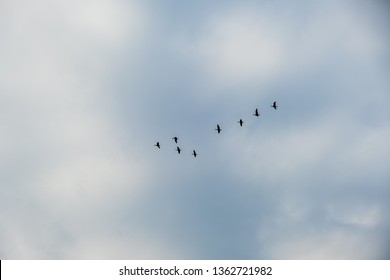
<box><xmin>1</xmin><ymin>0</ymin><xmax>389</xmax><ymax>259</ymax></box>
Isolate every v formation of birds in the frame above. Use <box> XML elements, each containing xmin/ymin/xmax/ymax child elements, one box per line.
<box><xmin>155</xmin><ymin>101</ymin><xmax>278</xmax><ymax>158</ymax></box>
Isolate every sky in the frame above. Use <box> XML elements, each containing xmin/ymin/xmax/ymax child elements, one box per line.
<box><xmin>0</xmin><ymin>0</ymin><xmax>389</xmax><ymax>259</ymax></box>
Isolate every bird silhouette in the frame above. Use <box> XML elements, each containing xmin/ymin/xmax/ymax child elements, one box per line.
<box><xmin>176</xmin><ymin>147</ymin><xmax>181</xmax><ymax>154</ymax></box>
<box><xmin>215</xmin><ymin>124</ymin><xmax>222</xmax><ymax>134</ymax></box>
<box><xmin>155</xmin><ymin>142</ymin><xmax>160</xmax><ymax>149</ymax></box>
<box><xmin>192</xmin><ymin>150</ymin><xmax>197</xmax><ymax>157</ymax></box>
<box><xmin>271</xmin><ymin>101</ymin><xmax>277</xmax><ymax>110</ymax></box>
<box><xmin>172</xmin><ymin>137</ymin><xmax>178</xmax><ymax>143</ymax></box>
<box><xmin>253</xmin><ymin>108</ymin><xmax>260</xmax><ymax>117</ymax></box>
<box><xmin>238</xmin><ymin>119</ymin><xmax>244</xmax><ymax>126</ymax></box>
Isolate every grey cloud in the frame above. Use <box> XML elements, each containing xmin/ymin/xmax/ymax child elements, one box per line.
<box><xmin>1</xmin><ymin>0</ymin><xmax>389</xmax><ymax>259</ymax></box>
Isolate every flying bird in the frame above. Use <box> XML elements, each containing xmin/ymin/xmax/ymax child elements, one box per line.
<box><xmin>192</xmin><ymin>150</ymin><xmax>197</xmax><ymax>157</ymax></box>
<box><xmin>154</xmin><ymin>142</ymin><xmax>160</xmax><ymax>149</ymax></box>
<box><xmin>253</xmin><ymin>108</ymin><xmax>260</xmax><ymax>117</ymax></box>
<box><xmin>172</xmin><ymin>137</ymin><xmax>178</xmax><ymax>143</ymax></box>
<box><xmin>176</xmin><ymin>147</ymin><xmax>181</xmax><ymax>154</ymax></box>
<box><xmin>215</xmin><ymin>124</ymin><xmax>222</xmax><ymax>134</ymax></box>
<box><xmin>238</xmin><ymin>119</ymin><xmax>244</xmax><ymax>126</ymax></box>
<box><xmin>271</xmin><ymin>101</ymin><xmax>277</xmax><ymax>110</ymax></box>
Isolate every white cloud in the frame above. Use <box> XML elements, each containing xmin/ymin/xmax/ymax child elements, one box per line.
<box><xmin>61</xmin><ymin>0</ymin><xmax>141</xmax><ymax>49</ymax></box>
<box><xmin>261</xmin><ymin>228</ymin><xmax>383</xmax><ymax>259</ymax></box>
<box><xmin>61</xmin><ymin>231</ymin><xmax>181</xmax><ymax>259</ymax></box>
<box><xmin>327</xmin><ymin>203</ymin><xmax>382</xmax><ymax>228</ymax></box>
<box><xmin>0</xmin><ymin>0</ymin><xmax>168</xmax><ymax>259</ymax></box>
<box><xmin>1</xmin><ymin>0</ymin><xmax>389</xmax><ymax>259</ymax></box>
<box><xmin>179</xmin><ymin>0</ymin><xmax>388</xmax><ymax>99</ymax></box>
<box><xmin>179</xmin><ymin>7</ymin><xmax>288</xmax><ymax>92</ymax></box>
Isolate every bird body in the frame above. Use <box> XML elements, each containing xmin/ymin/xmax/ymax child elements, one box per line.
<box><xmin>155</xmin><ymin>142</ymin><xmax>160</xmax><ymax>149</ymax></box>
<box><xmin>271</xmin><ymin>101</ymin><xmax>277</xmax><ymax>110</ymax></box>
<box><xmin>238</xmin><ymin>119</ymin><xmax>244</xmax><ymax>126</ymax></box>
<box><xmin>192</xmin><ymin>150</ymin><xmax>197</xmax><ymax>157</ymax></box>
<box><xmin>253</xmin><ymin>108</ymin><xmax>260</xmax><ymax>117</ymax></box>
<box><xmin>176</xmin><ymin>147</ymin><xmax>181</xmax><ymax>154</ymax></box>
<box><xmin>215</xmin><ymin>124</ymin><xmax>222</xmax><ymax>134</ymax></box>
<box><xmin>172</xmin><ymin>137</ymin><xmax>178</xmax><ymax>143</ymax></box>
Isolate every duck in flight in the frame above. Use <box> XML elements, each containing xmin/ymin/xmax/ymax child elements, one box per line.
<box><xmin>192</xmin><ymin>150</ymin><xmax>197</xmax><ymax>157</ymax></box>
<box><xmin>172</xmin><ymin>137</ymin><xmax>178</xmax><ymax>144</ymax></box>
<box><xmin>271</xmin><ymin>101</ymin><xmax>277</xmax><ymax>110</ymax></box>
<box><xmin>238</xmin><ymin>119</ymin><xmax>244</xmax><ymax>126</ymax></box>
<box><xmin>176</xmin><ymin>147</ymin><xmax>181</xmax><ymax>154</ymax></box>
<box><xmin>215</xmin><ymin>124</ymin><xmax>222</xmax><ymax>134</ymax></box>
<box><xmin>253</xmin><ymin>108</ymin><xmax>260</xmax><ymax>117</ymax></box>
<box><xmin>154</xmin><ymin>142</ymin><xmax>161</xmax><ymax>149</ymax></box>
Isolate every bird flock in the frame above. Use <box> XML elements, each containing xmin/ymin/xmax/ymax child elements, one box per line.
<box><xmin>154</xmin><ymin>101</ymin><xmax>278</xmax><ymax>158</ymax></box>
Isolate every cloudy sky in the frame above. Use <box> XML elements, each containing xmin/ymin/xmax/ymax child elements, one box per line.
<box><xmin>1</xmin><ymin>0</ymin><xmax>389</xmax><ymax>259</ymax></box>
